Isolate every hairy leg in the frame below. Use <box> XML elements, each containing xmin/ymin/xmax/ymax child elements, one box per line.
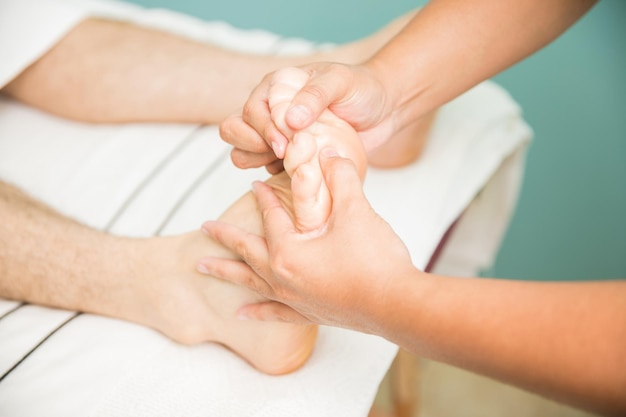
<box><xmin>0</xmin><ymin>178</ymin><xmax>315</xmax><ymax>375</ymax></box>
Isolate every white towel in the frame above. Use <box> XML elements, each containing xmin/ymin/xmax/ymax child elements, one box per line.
<box><xmin>0</xmin><ymin>2</ymin><xmax>532</xmax><ymax>416</ymax></box>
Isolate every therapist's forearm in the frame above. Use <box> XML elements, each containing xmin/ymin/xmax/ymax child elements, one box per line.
<box><xmin>378</xmin><ymin>271</ymin><xmax>626</xmax><ymax>416</ymax></box>
<box><xmin>367</xmin><ymin>0</ymin><xmax>597</xmax><ymax>130</ymax></box>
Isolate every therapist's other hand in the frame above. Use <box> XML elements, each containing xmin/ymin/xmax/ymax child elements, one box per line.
<box><xmin>220</xmin><ymin>62</ymin><xmax>395</xmax><ymax>172</ymax></box>
<box><xmin>199</xmin><ymin>151</ymin><xmax>415</xmax><ymax>333</ymax></box>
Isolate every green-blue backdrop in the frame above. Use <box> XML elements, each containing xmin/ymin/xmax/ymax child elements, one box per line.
<box><xmin>129</xmin><ymin>0</ymin><xmax>626</xmax><ymax>281</ymax></box>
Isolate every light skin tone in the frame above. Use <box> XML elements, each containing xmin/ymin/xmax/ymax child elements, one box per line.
<box><xmin>2</xmin><ymin>13</ymin><xmax>414</xmax><ymax>125</ymax></box>
<box><xmin>220</xmin><ymin>0</ymin><xmax>597</xmax><ymax>168</ymax></box>
<box><xmin>0</xmin><ymin>178</ymin><xmax>317</xmax><ymax>375</ymax></box>
<box><xmin>0</xmin><ymin>13</ymin><xmax>423</xmax><ymax>374</ymax></box>
<box><xmin>201</xmin><ymin>0</ymin><xmax>624</xmax><ymax>413</ymax></box>
<box><xmin>200</xmin><ymin>154</ymin><xmax>626</xmax><ymax>415</ymax></box>
<box><xmin>267</xmin><ymin>67</ymin><xmax>367</xmax><ymax>233</ymax></box>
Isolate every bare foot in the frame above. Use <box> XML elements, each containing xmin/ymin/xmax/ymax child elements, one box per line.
<box><xmin>168</xmin><ymin>14</ymin><xmax>425</xmax><ymax>372</ymax></box>
<box><xmin>318</xmin><ymin>8</ymin><xmax>434</xmax><ymax>170</ymax></box>
<box><xmin>268</xmin><ymin>67</ymin><xmax>367</xmax><ymax>234</ymax></box>
<box><xmin>367</xmin><ymin>110</ymin><xmax>436</xmax><ymax>169</ymax></box>
<box><xmin>182</xmin><ymin>227</ymin><xmax>317</xmax><ymax>375</ymax></box>
<box><xmin>142</xmin><ymin>183</ymin><xmax>317</xmax><ymax>375</ymax></box>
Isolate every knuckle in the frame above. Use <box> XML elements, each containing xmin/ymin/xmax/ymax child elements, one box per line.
<box><xmin>328</xmin><ymin>61</ymin><xmax>347</xmax><ymax>75</ymax></box>
<box><xmin>270</xmin><ymin>250</ymin><xmax>293</xmax><ymax>281</ymax></box>
<box><xmin>262</xmin><ymin>123</ymin><xmax>276</xmax><ymax>144</ymax></box>
<box><xmin>233</xmin><ymin>238</ymin><xmax>250</xmax><ymax>261</ymax></box>
<box><xmin>270</xmin><ymin>305</ymin><xmax>289</xmax><ymax>323</ymax></box>
<box><xmin>218</xmin><ymin>118</ymin><xmax>234</xmax><ymax>142</ymax></box>
<box><xmin>230</xmin><ymin>149</ymin><xmax>251</xmax><ymax>169</ymax></box>
<box><xmin>242</xmin><ymin>101</ymin><xmax>255</xmax><ymax>121</ymax></box>
<box><xmin>210</xmin><ymin>261</ymin><xmax>229</xmax><ymax>280</ymax></box>
<box><xmin>301</xmin><ymin>84</ymin><xmax>327</xmax><ymax>105</ymax></box>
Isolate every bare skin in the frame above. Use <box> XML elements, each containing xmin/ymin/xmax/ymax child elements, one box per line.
<box><xmin>2</xmin><ymin>12</ymin><xmax>415</xmax><ymax>125</ymax></box>
<box><xmin>0</xmin><ymin>12</ymin><xmax>424</xmax><ymax>373</ymax></box>
<box><xmin>200</xmin><ymin>0</ymin><xmax>622</xmax><ymax>405</ymax></box>
<box><xmin>0</xmin><ymin>177</ymin><xmax>318</xmax><ymax>375</ymax></box>
<box><xmin>268</xmin><ymin>67</ymin><xmax>367</xmax><ymax>233</ymax></box>
<box><xmin>200</xmin><ymin>153</ymin><xmax>626</xmax><ymax>414</ymax></box>
<box><xmin>221</xmin><ymin>0</ymin><xmax>597</xmax><ymax>170</ymax></box>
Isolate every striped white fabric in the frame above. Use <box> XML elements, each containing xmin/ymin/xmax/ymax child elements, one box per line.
<box><xmin>0</xmin><ymin>1</ymin><xmax>532</xmax><ymax>416</ymax></box>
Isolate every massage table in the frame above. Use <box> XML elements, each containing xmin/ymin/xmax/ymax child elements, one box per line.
<box><xmin>0</xmin><ymin>1</ymin><xmax>532</xmax><ymax>415</ymax></box>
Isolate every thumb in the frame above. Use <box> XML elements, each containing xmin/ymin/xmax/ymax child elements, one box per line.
<box><xmin>319</xmin><ymin>148</ymin><xmax>366</xmax><ymax>208</ymax></box>
<box><xmin>285</xmin><ymin>67</ymin><xmax>349</xmax><ymax>131</ymax></box>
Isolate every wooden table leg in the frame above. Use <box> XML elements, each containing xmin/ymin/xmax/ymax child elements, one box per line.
<box><xmin>390</xmin><ymin>348</ymin><xmax>420</xmax><ymax>417</ymax></box>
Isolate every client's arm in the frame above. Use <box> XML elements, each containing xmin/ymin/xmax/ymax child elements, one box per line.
<box><xmin>1</xmin><ymin>14</ymin><xmax>413</xmax><ymax>124</ymax></box>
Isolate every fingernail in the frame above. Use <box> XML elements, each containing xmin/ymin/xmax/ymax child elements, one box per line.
<box><xmin>288</xmin><ymin>105</ymin><xmax>310</xmax><ymax>125</ymax></box>
<box><xmin>196</xmin><ymin>263</ymin><xmax>210</xmax><ymax>275</ymax></box>
<box><xmin>271</xmin><ymin>140</ymin><xmax>284</xmax><ymax>158</ymax></box>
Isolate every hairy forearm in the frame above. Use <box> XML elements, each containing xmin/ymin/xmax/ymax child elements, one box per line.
<box><xmin>367</xmin><ymin>0</ymin><xmax>597</xmax><ymax>130</ymax></box>
<box><xmin>378</xmin><ymin>271</ymin><xmax>626</xmax><ymax>415</ymax></box>
<box><xmin>0</xmin><ymin>180</ymin><xmax>143</xmax><ymax>317</ymax></box>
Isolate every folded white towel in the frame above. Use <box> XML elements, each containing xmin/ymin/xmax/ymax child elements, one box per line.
<box><xmin>0</xmin><ymin>1</ymin><xmax>532</xmax><ymax>416</ymax></box>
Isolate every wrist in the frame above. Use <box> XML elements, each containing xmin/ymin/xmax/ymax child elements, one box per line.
<box><xmin>363</xmin><ymin>56</ymin><xmax>402</xmax><ymax>121</ymax></box>
<box><xmin>370</xmin><ymin>267</ymin><xmax>432</xmax><ymax>347</ymax></box>
<box><xmin>363</xmin><ymin>55</ymin><xmax>431</xmax><ymax>140</ymax></box>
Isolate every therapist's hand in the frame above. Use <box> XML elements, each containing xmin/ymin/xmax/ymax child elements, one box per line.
<box><xmin>198</xmin><ymin>150</ymin><xmax>417</xmax><ymax>333</ymax></box>
<box><xmin>220</xmin><ymin>62</ymin><xmax>396</xmax><ymax>173</ymax></box>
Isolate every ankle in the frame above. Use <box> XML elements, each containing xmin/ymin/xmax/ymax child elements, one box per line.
<box><xmin>367</xmin><ymin>111</ymin><xmax>436</xmax><ymax>168</ymax></box>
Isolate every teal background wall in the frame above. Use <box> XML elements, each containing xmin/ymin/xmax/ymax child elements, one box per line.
<box><xmin>129</xmin><ymin>0</ymin><xmax>626</xmax><ymax>281</ymax></box>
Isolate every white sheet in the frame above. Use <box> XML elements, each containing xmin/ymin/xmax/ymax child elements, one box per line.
<box><xmin>0</xmin><ymin>1</ymin><xmax>532</xmax><ymax>416</ymax></box>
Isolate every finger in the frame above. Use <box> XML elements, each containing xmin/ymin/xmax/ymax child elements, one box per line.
<box><xmin>286</xmin><ymin>64</ymin><xmax>352</xmax><ymax>131</ymax></box>
<box><xmin>242</xmin><ymin>76</ymin><xmax>289</xmax><ymax>158</ymax></box>
<box><xmin>265</xmin><ymin>159</ymin><xmax>285</xmax><ymax>175</ymax></box>
<box><xmin>238</xmin><ymin>301</ymin><xmax>314</xmax><ymax>325</ymax></box>
<box><xmin>200</xmin><ymin>221</ymin><xmax>270</xmax><ymax>275</ymax></box>
<box><xmin>197</xmin><ymin>257</ymin><xmax>273</xmax><ymax>298</ymax></box>
<box><xmin>230</xmin><ymin>148</ymin><xmax>278</xmax><ymax>170</ymax></box>
<box><xmin>319</xmin><ymin>148</ymin><xmax>366</xmax><ymax>209</ymax></box>
<box><xmin>291</xmin><ymin>164</ymin><xmax>327</xmax><ymax>234</ymax></box>
<box><xmin>219</xmin><ymin>114</ymin><xmax>272</xmax><ymax>154</ymax></box>
<box><xmin>251</xmin><ymin>181</ymin><xmax>298</xmax><ymax>244</ymax></box>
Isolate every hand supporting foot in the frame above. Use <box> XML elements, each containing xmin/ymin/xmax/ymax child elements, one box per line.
<box><xmin>268</xmin><ymin>67</ymin><xmax>367</xmax><ymax>235</ymax></box>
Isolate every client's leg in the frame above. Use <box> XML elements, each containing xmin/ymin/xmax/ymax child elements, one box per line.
<box><xmin>184</xmin><ymin>69</ymin><xmax>433</xmax><ymax>374</ymax></box>
<box><xmin>148</xmin><ymin>176</ymin><xmax>318</xmax><ymax>375</ymax></box>
<box><xmin>0</xmin><ymin>179</ymin><xmax>312</xmax><ymax>375</ymax></box>
<box><xmin>366</xmin><ymin>110</ymin><xmax>436</xmax><ymax>169</ymax></box>
<box><xmin>159</xmin><ymin>70</ymin><xmax>371</xmax><ymax>374</ymax></box>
